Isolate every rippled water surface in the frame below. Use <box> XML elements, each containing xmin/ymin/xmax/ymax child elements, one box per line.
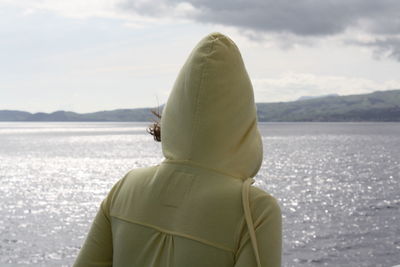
<box><xmin>0</xmin><ymin>122</ymin><xmax>399</xmax><ymax>266</ymax></box>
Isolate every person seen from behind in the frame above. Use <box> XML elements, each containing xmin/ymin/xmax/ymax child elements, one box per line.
<box><xmin>73</xmin><ymin>32</ymin><xmax>282</xmax><ymax>267</ymax></box>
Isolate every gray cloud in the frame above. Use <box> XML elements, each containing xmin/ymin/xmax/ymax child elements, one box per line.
<box><xmin>119</xmin><ymin>0</ymin><xmax>400</xmax><ymax>61</ymax></box>
<box><xmin>349</xmin><ymin>37</ymin><xmax>400</xmax><ymax>61</ymax></box>
<box><xmin>120</xmin><ymin>0</ymin><xmax>399</xmax><ymax>35</ymax></box>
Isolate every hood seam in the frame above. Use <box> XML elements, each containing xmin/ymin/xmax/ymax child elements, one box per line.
<box><xmin>161</xmin><ymin>158</ymin><xmax>243</xmax><ymax>180</ymax></box>
<box><xmin>188</xmin><ymin>38</ymin><xmax>216</xmax><ymax>161</ymax></box>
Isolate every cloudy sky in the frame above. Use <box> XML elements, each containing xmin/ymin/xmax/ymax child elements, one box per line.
<box><xmin>1</xmin><ymin>0</ymin><xmax>400</xmax><ymax>113</ymax></box>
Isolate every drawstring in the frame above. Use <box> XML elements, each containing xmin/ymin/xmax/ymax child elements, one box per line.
<box><xmin>242</xmin><ymin>178</ymin><xmax>261</xmax><ymax>267</ymax></box>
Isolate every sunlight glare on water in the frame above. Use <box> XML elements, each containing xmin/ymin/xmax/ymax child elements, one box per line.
<box><xmin>0</xmin><ymin>122</ymin><xmax>399</xmax><ymax>267</ymax></box>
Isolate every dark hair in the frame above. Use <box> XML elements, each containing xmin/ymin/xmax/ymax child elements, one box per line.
<box><xmin>147</xmin><ymin>109</ymin><xmax>161</xmax><ymax>142</ymax></box>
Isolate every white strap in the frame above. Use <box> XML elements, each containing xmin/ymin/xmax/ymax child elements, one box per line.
<box><xmin>242</xmin><ymin>178</ymin><xmax>262</xmax><ymax>267</ymax></box>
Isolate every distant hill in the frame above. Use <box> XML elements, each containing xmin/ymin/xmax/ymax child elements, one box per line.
<box><xmin>257</xmin><ymin>89</ymin><xmax>400</xmax><ymax>122</ymax></box>
<box><xmin>0</xmin><ymin>110</ymin><xmax>32</xmax><ymax>121</ymax></box>
<box><xmin>0</xmin><ymin>108</ymin><xmax>159</xmax><ymax>122</ymax></box>
<box><xmin>296</xmin><ymin>93</ymin><xmax>339</xmax><ymax>101</ymax></box>
<box><xmin>1</xmin><ymin>89</ymin><xmax>400</xmax><ymax>122</ymax></box>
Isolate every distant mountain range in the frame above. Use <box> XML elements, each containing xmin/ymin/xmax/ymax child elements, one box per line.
<box><xmin>257</xmin><ymin>89</ymin><xmax>400</xmax><ymax>122</ymax></box>
<box><xmin>296</xmin><ymin>93</ymin><xmax>339</xmax><ymax>101</ymax></box>
<box><xmin>1</xmin><ymin>89</ymin><xmax>400</xmax><ymax>122</ymax></box>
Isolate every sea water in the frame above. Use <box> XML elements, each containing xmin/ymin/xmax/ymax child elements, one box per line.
<box><xmin>0</xmin><ymin>122</ymin><xmax>399</xmax><ymax>267</ymax></box>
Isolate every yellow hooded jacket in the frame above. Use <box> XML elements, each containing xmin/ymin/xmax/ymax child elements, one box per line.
<box><xmin>73</xmin><ymin>33</ymin><xmax>282</xmax><ymax>267</ymax></box>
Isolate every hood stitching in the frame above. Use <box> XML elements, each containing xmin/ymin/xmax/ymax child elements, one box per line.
<box><xmin>188</xmin><ymin>37</ymin><xmax>216</xmax><ymax>160</ymax></box>
<box><xmin>162</xmin><ymin>158</ymin><xmax>243</xmax><ymax>180</ymax></box>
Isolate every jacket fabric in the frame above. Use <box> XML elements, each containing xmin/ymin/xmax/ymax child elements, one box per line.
<box><xmin>73</xmin><ymin>32</ymin><xmax>282</xmax><ymax>267</ymax></box>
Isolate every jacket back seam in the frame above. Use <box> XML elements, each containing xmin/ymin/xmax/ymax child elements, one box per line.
<box><xmin>110</xmin><ymin>214</ymin><xmax>235</xmax><ymax>253</ymax></box>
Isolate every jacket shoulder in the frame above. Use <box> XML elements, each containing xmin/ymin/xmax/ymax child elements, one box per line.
<box><xmin>114</xmin><ymin>164</ymin><xmax>159</xmax><ymax>195</ymax></box>
<box><xmin>234</xmin><ymin>185</ymin><xmax>282</xmax><ymax>259</ymax></box>
<box><xmin>234</xmin><ymin>185</ymin><xmax>282</xmax><ymax>266</ymax></box>
<box><xmin>248</xmin><ymin>185</ymin><xmax>281</xmax><ymax>228</ymax></box>
<box><xmin>103</xmin><ymin>165</ymin><xmax>160</xmax><ymax>214</ymax></box>
<box><xmin>124</xmin><ymin>164</ymin><xmax>159</xmax><ymax>180</ymax></box>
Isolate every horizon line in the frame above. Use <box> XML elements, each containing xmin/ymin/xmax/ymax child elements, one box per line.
<box><xmin>2</xmin><ymin>88</ymin><xmax>400</xmax><ymax>114</ymax></box>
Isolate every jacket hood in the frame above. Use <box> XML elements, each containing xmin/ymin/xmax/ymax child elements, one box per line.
<box><xmin>160</xmin><ymin>33</ymin><xmax>263</xmax><ymax>180</ymax></box>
